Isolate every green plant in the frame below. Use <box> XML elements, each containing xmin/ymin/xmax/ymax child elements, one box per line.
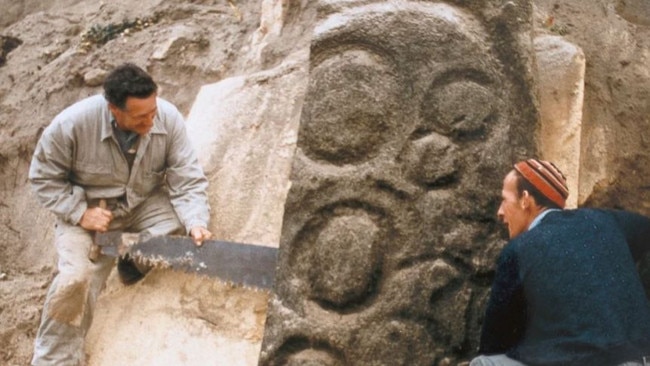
<box><xmin>79</xmin><ymin>15</ymin><xmax>160</xmax><ymax>51</ymax></box>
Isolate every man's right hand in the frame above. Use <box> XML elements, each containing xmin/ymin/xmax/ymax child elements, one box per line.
<box><xmin>79</xmin><ymin>206</ymin><xmax>113</xmax><ymax>232</ymax></box>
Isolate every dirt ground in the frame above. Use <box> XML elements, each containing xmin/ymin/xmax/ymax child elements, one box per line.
<box><xmin>1</xmin><ymin>0</ymin><xmax>649</xmax><ymax>365</ymax></box>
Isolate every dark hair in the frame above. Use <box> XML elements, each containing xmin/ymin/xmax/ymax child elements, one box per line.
<box><xmin>513</xmin><ymin>170</ymin><xmax>562</xmax><ymax>209</ymax></box>
<box><xmin>103</xmin><ymin>63</ymin><xmax>158</xmax><ymax>109</ymax></box>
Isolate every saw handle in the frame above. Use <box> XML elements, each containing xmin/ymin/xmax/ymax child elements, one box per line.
<box><xmin>88</xmin><ymin>199</ymin><xmax>107</xmax><ymax>262</ymax></box>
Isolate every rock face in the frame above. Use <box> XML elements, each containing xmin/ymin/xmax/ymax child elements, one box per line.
<box><xmin>86</xmin><ymin>271</ymin><xmax>269</xmax><ymax>366</ymax></box>
<box><xmin>559</xmin><ymin>0</ymin><xmax>650</xmax><ymax>212</ymax></box>
<box><xmin>186</xmin><ymin>51</ymin><xmax>309</xmax><ymax>246</ymax></box>
<box><xmin>259</xmin><ymin>1</ymin><xmax>539</xmax><ymax>364</ymax></box>
<box><xmin>616</xmin><ymin>0</ymin><xmax>650</xmax><ymax>26</ymax></box>
<box><xmin>2</xmin><ymin>0</ymin><xmax>650</xmax><ymax>365</ymax></box>
<box><xmin>534</xmin><ymin>34</ymin><xmax>585</xmax><ymax>209</ymax></box>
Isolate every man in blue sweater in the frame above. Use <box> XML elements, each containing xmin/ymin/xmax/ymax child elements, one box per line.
<box><xmin>471</xmin><ymin>159</ymin><xmax>650</xmax><ymax>366</ymax></box>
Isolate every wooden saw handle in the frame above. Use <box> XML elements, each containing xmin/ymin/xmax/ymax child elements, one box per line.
<box><xmin>88</xmin><ymin>199</ymin><xmax>107</xmax><ymax>262</ymax></box>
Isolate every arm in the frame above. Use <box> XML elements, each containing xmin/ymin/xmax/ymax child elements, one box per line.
<box><xmin>609</xmin><ymin>209</ymin><xmax>650</xmax><ymax>262</ymax></box>
<box><xmin>478</xmin><ymin>244</ymin><xmax>527</xmax><ymax>354</ymax></box>
<box><xmin>28</xmin><ymin>120</ymin><xmax>88</xmax><ymax>225</ymax></box>
<box><xmin>29</xmin><ymin>120</ymin><xmax>113</xmax><ymax>231</ymax></box>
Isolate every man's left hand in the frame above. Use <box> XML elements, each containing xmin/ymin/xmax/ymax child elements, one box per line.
<box><xmin>189</xmin><ymin>226</ymin><xmax>213</xmax><ymax>246</ymax></box>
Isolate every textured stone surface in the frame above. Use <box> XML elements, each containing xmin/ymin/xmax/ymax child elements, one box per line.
<box><xmin>534</xmin><ymin>34</ymin><xmax>585</xmax><ymax>209</ymax></box>
<box><xmin>6</xmin><ymin>0</ymin><xmax>649</xmax><ymax>365</ymax></box>
<box><xmin>186</xmin><ymin>51</ymin><xmax>308</xmax><ymax>246</ymax></box>
<box><xmin>616</xmin><ymin>0</ymin><xmax>650</xmax><ymax>26</ymax></box>
<box><xmin>259</xmin><ymin>0</ymin><xmax>539</xmax><ymax>364</ymax></box>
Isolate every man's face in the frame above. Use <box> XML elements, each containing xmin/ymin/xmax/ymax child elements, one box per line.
<box><xmin>110</xmin><ymin>94</ymin><xmax>157</xmax><ymax>135</ymax></box>
<box><xmin>497</xmin><ymin>170</ymin><xmax>529</xmax><ymax>239</ymax></box>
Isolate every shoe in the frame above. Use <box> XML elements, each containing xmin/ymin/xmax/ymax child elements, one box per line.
<box><xmin>117</xmin><ymin>254</ymin><xmax>147</xmax><ymax>285</ymax></box>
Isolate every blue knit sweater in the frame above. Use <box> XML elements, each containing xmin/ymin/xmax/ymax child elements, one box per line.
<box><xmin>479</xmin><ymin>209</ymin><xmax>650</xmax><ymax>365</ymax></box>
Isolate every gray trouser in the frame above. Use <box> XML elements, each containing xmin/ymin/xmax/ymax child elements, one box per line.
<box><xmin>470</xmin><ymin>354</ymin><xmax>648</xmax><ymax>366</ymax></box>
<box><xmin>31</xmin><ymin>191</ymin><xmax>184</xmax><ymax>366</ymax></box>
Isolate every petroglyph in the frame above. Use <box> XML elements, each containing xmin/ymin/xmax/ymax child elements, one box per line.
<box><xmin>261</xmin><ymin>0</ymin><xmax>538</xmax><ymax>363</ymax></box>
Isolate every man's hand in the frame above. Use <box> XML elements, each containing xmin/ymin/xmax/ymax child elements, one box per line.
<box><xmin>189</xmin><ymin>226</ymin><xmax>212</xmax><ymax>246</ymax></box>
<box><xmin>79</xmin><ymin>206</ymin><xmax>113</xmax><ymax>232</ymax></box>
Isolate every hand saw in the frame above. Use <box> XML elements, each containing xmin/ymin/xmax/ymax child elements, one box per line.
<box><xmin>94</xmin><ymin>230</ymin><xmax>277</xmax><ymax>290</ymax></box>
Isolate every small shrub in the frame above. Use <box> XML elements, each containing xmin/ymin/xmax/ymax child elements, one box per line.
<box><xmin>79</xmin><ymin>15</ymin><xmax>160</xmax><ymax>51</ymax></box>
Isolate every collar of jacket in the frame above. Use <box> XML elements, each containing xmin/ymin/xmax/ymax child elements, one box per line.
<box><xmin>527</xmin><ymin>208</ymin><xmax>561</xmax><ymax>231</ymax></box>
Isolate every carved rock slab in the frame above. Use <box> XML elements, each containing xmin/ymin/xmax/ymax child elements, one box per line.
<box><xmin>260</xmin><ymin>1</ymin><xmax>538</xmax><ymax>364</ymax></box>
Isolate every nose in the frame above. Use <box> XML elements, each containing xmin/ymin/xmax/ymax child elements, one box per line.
<box><xmin>140</xmin><ymin>114</ymin><xmax>155</xmax><ymax>129</ymax></box>
<box><xmin>399</xmin><ymin>132</ymin><xmax>459</xmax><ymax>187</ymax></box>
<box><xmin>497</xmin><ymin>203</ymin><xmax>505</xmax><ymax>221</ymax></box>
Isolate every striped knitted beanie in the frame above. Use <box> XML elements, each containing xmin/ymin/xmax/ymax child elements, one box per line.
<box><xmin>514</xmin><ymin>159</ymin><xmax>569</xmax><ymax>209</ymax></box>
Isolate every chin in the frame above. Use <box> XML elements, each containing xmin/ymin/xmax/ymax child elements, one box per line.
<box><xmin>509</xmin><ymin>229</ymin><xmax>524</xmax><ymax>239</ymax></box>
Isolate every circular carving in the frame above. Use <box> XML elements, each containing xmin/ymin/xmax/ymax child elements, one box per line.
<box><xmin>349</xmin><ymin>319</ymin><xmax>437</xmax><ymax>364</ymax></box>
<box><xmin>272</xmin><ymin>338</ymin><xmax>346</xmax><ymax>366</ymax></box>
<box><xmin>284</xmin><ymin>349</ymin><xmax>343</xmax><ymax>366</ymax></box>
<box><xmin>299</xmin><ymin>49</ymin><xmax>400</xmax><ymax>165</ymax></box>
<box><xmin>307</xmin><ymin>209</ymin><xmax>381</xmax><ymax>308</ymax></box>
<box><xmin>421</xmin><ymin>80</ymin><xmax>497</xmax><ymax>141</ymax></box>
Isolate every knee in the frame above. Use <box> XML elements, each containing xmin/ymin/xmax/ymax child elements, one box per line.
<box><xmin>45</xmin><ymin>278</ymin><xmax>90</xmax><ymax>327</ymax></box>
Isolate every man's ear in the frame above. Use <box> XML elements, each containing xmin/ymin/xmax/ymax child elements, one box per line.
<box><xmin>107</xmin><ymin>103</ymin><xmax>120</xmax><ymax>115</ymax></box>
<box><xmin>521</xmin><ymin>190</ymin><xmax>532</xmax><ymax>209</ymax></box>
<box><xmin>108</xmin><ymin>103</ymin><xmax>123</xmax><ymax>126</ymax></box>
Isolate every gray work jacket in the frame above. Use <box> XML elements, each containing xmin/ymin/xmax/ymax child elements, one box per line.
<box><xmin>28</xmin><ymin>94</ymin><xmax>210</xmax><ymax>232</ymax></box>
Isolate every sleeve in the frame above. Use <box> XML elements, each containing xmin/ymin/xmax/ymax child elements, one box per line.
<box><xmin>478</xmin><ymin>243</ymin><xmax>527</xmax><ymax>355</ymax></box>
<box><xmin>163</xmin><ymin>107</ymin><xmax>211</xmax><ymax>232</ymax></box>
<box><xmin>28</xmin><ymin>120</ymin><xmax>88</xmax><ymax>225</ymax></box>
<box><xmin>608</xmin><ymin>209</ymin><xmax>650</xmax><ymax>262</ymax></box>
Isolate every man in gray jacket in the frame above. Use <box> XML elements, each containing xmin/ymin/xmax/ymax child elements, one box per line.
<box><xmin>28</xmin><ymin>63</ymin><xmax>212</xmax><ymax>365</ymax></box>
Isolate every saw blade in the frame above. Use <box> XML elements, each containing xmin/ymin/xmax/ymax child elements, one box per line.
<box><xmin>128</xmin><ymin>236</ymin><xmax>278</xmax><ymax>290</ymax></box>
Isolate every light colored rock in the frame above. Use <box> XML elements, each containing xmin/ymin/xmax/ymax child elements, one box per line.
<box><xmin>86</xmin><ymin>270</ymin><xmax>269</xmax><ymax>366</ymax></box>
<box><xmin>186</xmin><ymin>50</ymin><xmax>309</xmax><ymax>247</ymax></box>
<box><xmin>251</xmin><ymin>0</ymin><xmax>286</xmax><ymax>45</ymax></box>
<box><xmin>535</xmin><ymin>34</ymin><xmax>585</xmax><ymax>208</ymax></box>
<box><xmin>150</xmin><ymin>25</ymin><xmax>204</xmax><ymax>61</ymax></box>
<box><xmin>2</xmin><ymin>0</ymin><xmax>650</xmax><ymax>365</ymax></box>
<box><xmin>616</xmin><ymin>0</ymin><xmax>650</xmax><ymax>26</ymax></box>
<box><xmin>83</xmin><ymin>68</ymin><xmax>107</xmax><ymax>86</ymax></box>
